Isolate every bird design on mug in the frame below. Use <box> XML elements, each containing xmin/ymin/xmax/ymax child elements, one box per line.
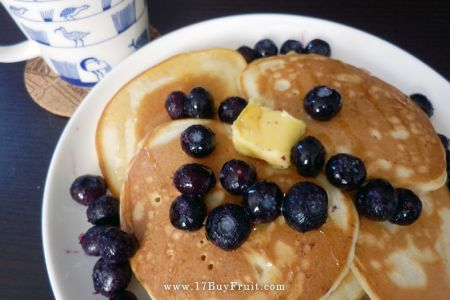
<box><xmin>54</xmin><ymin>27</ymin><xmax>90</xmax><ymax>47</ymax></box>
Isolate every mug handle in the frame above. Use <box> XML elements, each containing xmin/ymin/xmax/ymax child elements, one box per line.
<box><xmin>0</xmin><ymin>40</ymin><xmax>41</xmax><ymax>63</ymax></box>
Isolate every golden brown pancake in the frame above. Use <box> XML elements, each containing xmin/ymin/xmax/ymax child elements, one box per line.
<box><xmin>351</xmin><ymin>186</ymin><xmax>450</xmax><ymax>300</ymax></box>
<box><xmin>121</xmin><ymin>119</ymin><xmax>359</xmax><ymax>300</ymax></box>
<box><xmin>96</xmin><ymin>48</ymin><xmax>246</xmax><ymax>196</ymax></box>
<box><xmin>239</xmin><ymin>53</ymin><xmax>446</xmax><ymax>193</ymax></box>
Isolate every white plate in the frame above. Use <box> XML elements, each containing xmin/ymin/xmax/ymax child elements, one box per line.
<box><xmin>42</xmin><ymin>14</ymin><xmax>450</xmax><ymax>300</ymax></box>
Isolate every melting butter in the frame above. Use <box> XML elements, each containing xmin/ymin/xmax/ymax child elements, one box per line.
<box><xmin>232</xmin><ymin>102</ymin><xmax>306</xmax><ymax>168</ymax></box>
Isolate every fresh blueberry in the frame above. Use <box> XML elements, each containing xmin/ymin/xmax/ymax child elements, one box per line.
<box><xmin>180</xmin><ymin>124</ymin><xmax>216</xmax><ymax>158</ymax></box>
<box><xmin>254</xmin><ymin>39</ymin><xmax>278</xmax><ymax>57</ymax></box>
<box><xmin>87</xmin><ymin>195</ymin><xmax>120</xmax><ymax>226</ymax></box>
<box><xmin>304</xmin><ymin>85</ymin><xmax>342</xmax><ymax>121</ymax></box>
<box><xmin>206</xmin><ymin>204</ymin><xmax>251</xmax><ymax>251</ymax></box>
<box><xmin>389</xmin><ymin>188</ymin><xmax>422</xmax><ymax>225</ymax></box>
<box><xmin>282</xmin><ymin>182</ymin><xmax>328</xmax><ymax>232</ymax></box>
<box><xmin>410</xmin><ymin>93</ymin><xmax>433</xmax><ymax>117</ymax></box>
<box><xmin>280</xmin><ymin>39</ymin><xmax>303</xmax><ymax>54</ymax></box>
<box><xmin>70</xmin><ymin>175</ymin><xmax>107</xmax><ymax>206</ymax></box>
<box><xmin>185</xmin><ymin>87</ymin><xmax>213</xmax><ymax>118</ymax></box>
<box><xmin>243</xmin><ymin>180</ymin><xmax>283</xmax><ymax>223</ymax></box>
<box><xmin>165</xmin><ymin>91</ymin><xmax>187</xmax><ymax>119</ymax></box>
<box><xmin>291</xmin><ymin>136</ymin><xmax>326</xmax><ymax>177</ymax></box>
<box><xmin>173</xmin><ymin>163</ymin><xmax>216</xmax><ymax>196</ymax></box>
<box><xmin>438</xmin><ymin>133</ymin><xmax>449</xmax><ymax>149</ymax></box>
<box><xmin>237</xmin><ymin>46</ymin><xmax>261</xmax><ymax>63</ymax></box>
<box><xmin>99</xmin><ymin>227</ymin><xmax>138</xmax><ymax>264</ymax></box>
<box><xmin>219</xmin><ymin>159</ymin><xmax>257</xmax><ymax>195</ymax></box>
<box><xmin>326</xmin><ymin>153</ymin><xmax>366</xmax><ymax>190</ymax></box>
<box><xmin>109</xmin><ymin>290</ymin><xmax>137</xmax><ymax>300</ymax></box>
<box><xmin>170</xmin><ymin>194</ymin><xmax>206</xmax><ymax>231</ymax></box>
<box><xmin>355</xmin><ymin>179</ymin><xmax>397</xmax><ymax>221</ymax></box>
<box><xmin>92</xmin><ymin>258</ymin><xmax>132</xmax><ymax>297</ymax></box>
<box><xmin>303</xmin><ymin>39</ymin><xmax>331</xmax><ymax>56</ymax></box>
<box><xmin>79</xmin><ymin>225</ymin><xmax>112</xmax><ymax>256</ymax></box>
<box><xmin>218</xmin><ymin>96</ymin><xmax>248</xmax><ymax>124</ymax></box>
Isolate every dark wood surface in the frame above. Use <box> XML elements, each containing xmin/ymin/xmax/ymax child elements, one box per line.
<box><xmin>0</xmin><ymin>1</ymin><xmax>448</xmax><ymax>299</ymax></box>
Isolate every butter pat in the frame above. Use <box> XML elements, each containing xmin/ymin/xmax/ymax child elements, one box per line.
<box><xmin>232</xmin><ymin>103</ymin><xmax>306</xmax><ymax>168</ymax></box>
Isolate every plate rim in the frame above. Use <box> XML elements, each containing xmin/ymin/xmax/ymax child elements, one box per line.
<box><xmin>41</xmin><ymin>13</ymin><xmax>450</xmax><ymax>300</ymax></box>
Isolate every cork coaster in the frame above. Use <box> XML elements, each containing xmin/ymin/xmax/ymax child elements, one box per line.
<box><xmin>24</xmin><ymin>25</ymin><xmax>161</xmax><ymax>117</ymax></box>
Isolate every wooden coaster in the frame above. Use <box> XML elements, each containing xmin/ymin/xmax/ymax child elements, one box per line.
<box><xmin>24</xmin><ymin>25</ymin><xmax>160</xmax><ymax>117</ymax></box>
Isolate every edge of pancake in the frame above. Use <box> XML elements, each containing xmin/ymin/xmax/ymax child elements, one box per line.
<box><xmin>326</xmin><ymin>271</ymin><xmax>366</xmax><ymax>300</ymax></box>
<box><xmin>96</xmin><ymin>48</ymin><xmax>246</xmax><ymax>196</ymax></box>
<box><xmin>318</xmin><ymin>177</ymin><xmax>360</xmax><ymax>300</ymax></box>
<box><xmin>350</xmin><ymin>257</ymin><xmax>382</xmax><ymax>300</ymax></box>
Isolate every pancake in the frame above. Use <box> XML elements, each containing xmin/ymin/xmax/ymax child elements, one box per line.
<box><xmin>121</xmin><ymin>119</ymin><xmax>359</xmax><ymax>299</ymax></box>
<box><xmin>351</xmin><ymin>186</ymin><xmax>450</xmax><ymax>299</ymax></box>
<box><xmin>326</xmin><ymin>272</ymin><xmax>365</xmax><ymax>300</ymax></box>
<box><xmin>239</xmin><ymin>53</ymin><xmax>446</xmax><ymax>193</ymax></box>
<box><xmin>96</xmin><ymin>48</ymin><xmax>247</xmax><ymax>196</ymax></box>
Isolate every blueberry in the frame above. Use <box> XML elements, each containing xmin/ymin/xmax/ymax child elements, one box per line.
<box><xmin>87</xmin><ymin>195</ymin><xmax>120</xmax><ymax>226</ymax></box>
<box><xmin>389</xmin><ymin>188</ymin><xmax>422</xmax><ymax>225</ymax></box>
<box><xmin>280</xmin><ymin>39</ymin><xmax>303</xmax><ymax>54</ymax></box>
<box><xmin>173</xmin><ymin>163</ymin><xmax>216</xmax><ymax>196</ymax></box>
<box><xmin>254</xmin><ymin>39</ymin><xmax>278</xmax><ymax>57</ymax></box>
<box><xmin>438</xmin><ymin>133</ymin><xmax>449</xmax><ymax>149</ymax></box>
<box><xmin>109</xmin><ymin>290</ymin><xmax>137</xmax><ymax>300</ymax></box>
<box><xmin>355</xmin><ymin>179</ymin><xmax>397</xmax><ymax>221</ymax></box>
<box><xmin>219</xmin><ymin>159</ymin><xmax>257</xmax><ymax>195</ymax></box>
<box><xmin>165</xmin><ymin>91</ymin><xmax>187</xmax><ymax>119</ymax></box>
<box><xmin>99</xmin><ymin>227</ymin><xmax>138</xmax><ymax>264</ymax></box>
<box><xmin>326</xmin><ymin>153</ymin><xmax>366</xmax><ymax>190</ymax></box>
<box><xmin>410</xmin><ymin>93</ymin><xmax>433</xmax><ymax>117</ymax></box>
<box><xmin>180</xmin><ymin>125</ymin><xmax>216</xmax><ymax>158</ymax></box>
<box><xmin>70</xmin><ymin>175</ymin><xmax>107</xmax><ymax>206</ymax></box>
<box><xmin>282</xmin><ymin>182</ymin><xmax>328</xmax><ymax>232</ymax></box>
<box><xmin>303</xmin><ymin>39</ymin><xmax>331</xmax><ymax>57</ymax></box>
<box><xmin>206</xmin><ymin>204</ymin><xmax>251</xmax><ymax>251</ymax></box>
<box><xmin>237</xmin><ymin>46</ymin><xmax>261</xmax><ymax>63</ymax></box>
<box><xmin>218</xmin><ymin>96</ymin><xmax>248</xmax><ymax>124</ymax></box>
<box><xmin>92</xmin><ymin>258</ymin><xmax>132</xmax><ymax>297</ymax></box>
<box><xmin>243</xmin><ymin>180</ymin><xmax>283</xmax><ymax>223</ymax></box>
<box><xmin>291</xmin><ymin>136</ymin><xmax>326</xmax><ymax>177</ymax></box>
<box><xmin>185</xmin><ymin>87</ymin><xmax>213</xmax><ymax>118</ymax></box>
<box><xmin>304</xmin><ymin>85</ymin><xmax>342</xmax><ymax>121</ymax></box>
<box><xmin>79</xmin><ymin>225</ymin><xmax>112</xmax><ymax>256</ymax></box>
<box><xmin>170</xmin><ymin>195</ymin><xmax>206</xmax><ymax>231</ymax></box>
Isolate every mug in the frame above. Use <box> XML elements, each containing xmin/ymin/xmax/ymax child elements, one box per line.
<box><xmin>2</xmin><ymin>0</ymin><xmax>147</xmax><ymax>47</ymax></box>
<box><xmin>0</xmin><ymin>0</ymin><xmax>150</xmax><ymax>87</ymax></box>
<box><xmin>3</xmin><ymin>0</ymin><xmax>125</xmax><ymax>22</ymax></box>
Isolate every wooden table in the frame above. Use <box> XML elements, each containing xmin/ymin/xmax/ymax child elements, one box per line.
<box><xmin>0</xmin><ymin>1</ymin><xmax>448</xmax><ymax>299</ymax></box>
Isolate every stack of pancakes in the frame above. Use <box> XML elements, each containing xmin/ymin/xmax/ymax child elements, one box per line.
<box><xmin>96</xmin><ymin>48</ymin><xmax>450</xmax><ymax>299</ymax></box>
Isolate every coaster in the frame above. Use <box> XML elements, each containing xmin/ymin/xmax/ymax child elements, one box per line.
<box><xmin>24</xmin><ymin>25</ymin><xmax>161</xmax><ymax>117</ymax></box>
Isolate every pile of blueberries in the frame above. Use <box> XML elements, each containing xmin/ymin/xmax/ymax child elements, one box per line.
<box><xmin>165</xmin><ymin>84</ymin><xmax>334</xmax><ymax>250</ymax></box>
<box><xmin>237</xmin><ymin>38</ymin><xmax>331</xmax><ymax>63</ymax></box>
<box><xmin>70</xmin><ymin>175</ymin><xmax>138</xmax><ymax>300</ymax></box>
<box><xmin>171</xmin><ymin>125</ymin><xmax>329</xmax><ymax>250</ymax></box>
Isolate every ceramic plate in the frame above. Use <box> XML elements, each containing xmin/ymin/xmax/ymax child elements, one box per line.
<box><xmin>42</xmin><ymin>14</ymin><xmax>450</xmax><ymax>300</ymax></box>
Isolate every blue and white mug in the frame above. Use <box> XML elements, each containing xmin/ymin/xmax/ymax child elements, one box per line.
<box><xmin>2</xmin><ymin>0</ymin><xmax>147</xmax><ymax>47</ymax></box>
<box><xmin>4</xmin><ymin>0</ymin><xmax>125</xmax><ymax>22</ymax></box>
<box><xmin>0</xmin><ymin>0</ymin><xmax>150</xmax><ymax>87</ymax></box>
